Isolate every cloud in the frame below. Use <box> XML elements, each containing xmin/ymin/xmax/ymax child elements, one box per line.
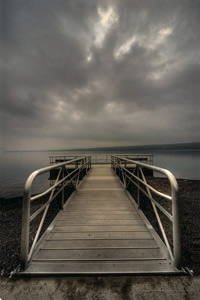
<box><xmin>1</xmin><ymin>0</ymin><xmax>200</xmax><ymax>150</ymax></box>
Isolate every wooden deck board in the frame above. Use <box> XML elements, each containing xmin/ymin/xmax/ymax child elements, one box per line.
<box><xmin>63</xmin><ymin>210</ymin><xmax>137</xmax><ymax>215</ymax></box>
<box><xmin>56</xmin><ymin>219</ymin><xmax>144</xmax><ymax>225</ymax></box>
<box><xmin>64</xmin><ymin>203</ymin><xmax>136</xmax><ymax>209</ymax></box>
<box><xmin>51</xmin><ymin>225</ymin><xmax>148</xmax><ymax>232</ymax></box>
<box><xmin>47</xmin><ymin>231</ymin><xmax>153</xmax><ymax>240</ymax></box>
<box><xmin>22</xmin><ymin>165</ymin><xmax>179</xmax><ymax>275</ymax></box>
<box><xmin>34</xmin><ymin>248</ymin><xmax>163</xmax><ymax>260</ymax></box>
<box><xmin>42</xmin><ymin>239</ymin><xmax>158</xmax><ymax>249</ymax></box>
<box><xmin>59</xmin><ymin>215</ymin><xmax>141</xmax><ymax>220</ymax></box>
<box><xmin>25</xmin><ymin>260</ymin><xmax>176</xmax><ymax>275</ymax></box>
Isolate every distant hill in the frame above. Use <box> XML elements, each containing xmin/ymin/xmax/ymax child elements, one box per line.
<box><xmin>4</xmin><ymin>142</ymin><xmax>200</xmax><ymax>152</ymax></box>
<box><xmin>61</xmin><ymin>142</ymin><xmax>200</xmax><ymax>152</ymax></box>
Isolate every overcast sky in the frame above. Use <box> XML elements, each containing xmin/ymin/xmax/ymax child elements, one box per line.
<box><xmin>1</xmin><ymin>0</ymin><xmax>200</xmax><ymax>150</ymax></box>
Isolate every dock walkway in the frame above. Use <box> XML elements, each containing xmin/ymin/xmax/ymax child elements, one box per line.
<box><xmin>23</xmin><ymin>165</ymin><xmax>179</xmax><ymax>275</ymax></box>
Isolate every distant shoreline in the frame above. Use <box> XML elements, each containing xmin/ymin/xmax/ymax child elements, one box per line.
<box><xmin>2</xmin><ymin>141</ymin><xmax>200</xmax><ymax>153</ymax></box>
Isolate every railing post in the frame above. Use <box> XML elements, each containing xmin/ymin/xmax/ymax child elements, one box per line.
<box><xmin>62</xmin><ymin>167</ymin><xmax>65</xmax><ymax>208</ymax></box>
<box><xmin>89</xmin><ymin>156</ymin><xmax>91</xmax><ymax>170</ymax></box>
<box><xmin>85</xmin><ymin>157</ymin><xmax>87</xmax><ymax>175</ymax></box>
<box><xmin>137</xmin><ymin>166</ymin><xmax>140</xmax><ymax>208</ymax></box>
<box><xmin>172</xmin><ymin>188</ymin><xmax>182</xmax><ymax>269</ymax></box>
<box><xmin>20</xmin><ymin>189</ymin><xmax>31</xmax><ymax>270</ymax></box>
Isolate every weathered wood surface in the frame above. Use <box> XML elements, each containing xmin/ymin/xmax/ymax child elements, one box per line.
<box><xmin>23</xmin><ymin>165</ymin><xmax>179</xmax><ymax>275</ymax></box>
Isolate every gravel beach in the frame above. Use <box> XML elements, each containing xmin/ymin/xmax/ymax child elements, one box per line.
<box><xmin>0</xmin><ymin>178</ymin><xmax>200</xmax><ymax>277</ymax></box>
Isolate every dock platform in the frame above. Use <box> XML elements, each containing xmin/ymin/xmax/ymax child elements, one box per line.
<box><xmin>21</xmin><ymin>164</ymin><xmax>180</xmax><ymax>275</ymax></box>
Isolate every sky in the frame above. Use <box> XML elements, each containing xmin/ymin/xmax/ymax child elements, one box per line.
<box><xmin>1</xmin><ymin>0</ymin><xmax>200</xmax><ymax>151</ymax></box>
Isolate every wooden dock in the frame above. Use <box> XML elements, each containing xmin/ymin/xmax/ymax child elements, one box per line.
<box><xmin>22</xmin><ymin>165</ymin><xmax>180</xmax><ymax>275</ymax></box>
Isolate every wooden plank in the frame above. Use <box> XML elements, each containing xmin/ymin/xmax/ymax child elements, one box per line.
<box><xmin>52</xmin><ymin>225</ymin><xmax>148</xmax><ymax>232</ymax></box>
<box><xmin>85</xmin><ymin>176</ymin><xmax>115</xmax><ymax>180</ymax></box>
<box><xmin>72</xmin><ymin>195</ymin><xmax>128</xmax><ymax>198</ymax></box>
<box><xmin>34</xmin><ymin>248</ymin><xmax>163</xmax><ymax>260</ymax></box>
<box><xmin>74</xmin><ymin>190</ymin><xmax>127</xmax><ymax>197</ymax></box>
<box><xmin>79</xmin><ymin>181</ymin><xmax>122</xmax><ymax>189</ymax></box>
<box><xmin>68</xmin><ymin>202</ymin><xmax>133</xmax><ymax>207</ymax></box>
<box><xmin>69</xmin><ymin>196</ymin><xmax>131</xmax><ymax>201</ymax></box>
<box><xmin>75</xmin><ymin>188</ymin><xmax>126</xmax><ymax>192</ymax></box>
<box><xmin>56</xmin><ymin>219</ymin><xmax>144</xmax><ymax>225</ymax></box>
<box><xmin>69</xmin><ymin>203</ymin><xmax>132</xmax><ymax>207</ymax></box>
<box><xmin>47</xmin><ymin>231</ymin><xmax>152</xmax><ymax>240</ymax></box>
<box><xmin>23</xmin><ymin>260</ymin><xmax>177</xmax><ymax>274</ymax></box>
<box><xmin>67</xmin><ymin>205</ymin><xmax>134</xmax><ymax>210</ymax></box>
<box><xmin>42</xmin><ymin>239</ymin><xmax>158</xmax><ymax>249</ymax></box>
<box><xmin>72</xmin><ymin>196</ymin><xmax>127</xmax><ymax>200</ymax></box>
<box><xmin>64</xmin><ymin>210</ymin><xmax>136</xmax><ymax>214</ymax></box>
<box><xmin>70</xmin><ymin>200</ymin><xmax>130</xmax><ymax>203</ymax></box>
<box><xmin>71</xmin><ymin>200</ymin><xmax>129</xmax><ymax>203</ymax></box>
<box><xmin>61</xmin><ymin>211</ymin><xmax>139</xmax><ymax>216</ymax></box>
<box><xmin>78</xmin><ymin>188</ymin><xmax>123</xmax><ymax>191</ymax></box>
<box><xmin>59</xmin><ymin>215</ymin><xmax>141</xmax><ymax>220</ymax></box>
<box><xmin>66</xmin><ymin>209</ymin><xmax>135</xmax><ymax>212</ymax></box>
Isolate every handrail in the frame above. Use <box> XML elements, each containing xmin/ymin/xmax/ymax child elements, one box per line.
<box><xmin>20</xmin><ymin>156</ymin><xmax>91</xmax><ymax>270</ymax></box>
<box><xmin>111</xmin><ymin>155</ymin><xmax>181</xmax><ymax>269</ymax></box>
<box><xmin>49</xmin><ymin>154</ymin><xmax>153</xmax><ymax>165</ymax></box>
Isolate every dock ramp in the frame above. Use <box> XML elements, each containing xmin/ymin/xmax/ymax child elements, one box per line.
<box><xmin>19</xmin><ymin>156</ymin><xmax>183</xmax><ymax>275</ymax></box>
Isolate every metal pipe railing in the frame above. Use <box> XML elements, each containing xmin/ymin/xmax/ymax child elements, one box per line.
<box><xmin>111</xmin><ymin>155</ymin><xmax>181</xmax><ymax>269</ymax></box>
<box><xmin>49</xmin><ymin>154</ymin><xmax>153</xmax><ymax>165</ymax></box>
<box><xmin>20</xmin><ymin>156</ymin><xmax>91</xmax><ymax>270</ymax></box>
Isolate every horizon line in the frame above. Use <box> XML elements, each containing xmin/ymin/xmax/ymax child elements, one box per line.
<box><xmin>2</xmin><ymin>141</ymin><xmax>200</xmax><ymax>152</ymax></box>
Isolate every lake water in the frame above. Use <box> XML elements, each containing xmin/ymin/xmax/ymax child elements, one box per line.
<box><xmin>0</xmin><ymin>149</ymin><xmax>200</xmax><ymax>199</ymax></box>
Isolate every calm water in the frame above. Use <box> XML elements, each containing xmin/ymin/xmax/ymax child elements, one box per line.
<box><xmin>0</xmin><ymin>149</ymin><xmax>200</xmax><ymax>199</ymax></box>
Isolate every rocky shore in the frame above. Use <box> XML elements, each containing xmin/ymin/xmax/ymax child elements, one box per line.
<box><xmin>0</xmin><ymin>178</ymin><xmax>200</xmax><ymax>277</ymax></box>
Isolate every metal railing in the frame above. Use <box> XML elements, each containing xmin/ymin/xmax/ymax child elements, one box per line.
<box><xmin>20</xmin><ymin>156</ymin><xmax>91</xmax><ymax>270</ymax></box>
<box><xmin>49</xmin><ymin>155</ymin><xmax>112</xmax><ymax>164</ymax></box>
<box><xmin>49</xmin><ymin>154</ymin><xmax>153</xmax><ymax>165</ymax></box>
<box><xmin>49</xmin><ymin>155</ymin><xmax>80</xmax><ymax>165</ymax></box>
<box><xmin>114</xmin><ymin>154</ymin><xmax>153</xmax><ymax>165</ymax></box>
<box><xmin>111</xmin><ymin>155</ymin><xmax>181</xmax><ymax>269</ymax></box>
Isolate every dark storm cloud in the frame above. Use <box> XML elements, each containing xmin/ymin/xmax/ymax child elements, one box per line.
<box><xmin>1</xmin><ymin>0</ymin><xmax>200</xmax><ymax>150</ymax></box>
